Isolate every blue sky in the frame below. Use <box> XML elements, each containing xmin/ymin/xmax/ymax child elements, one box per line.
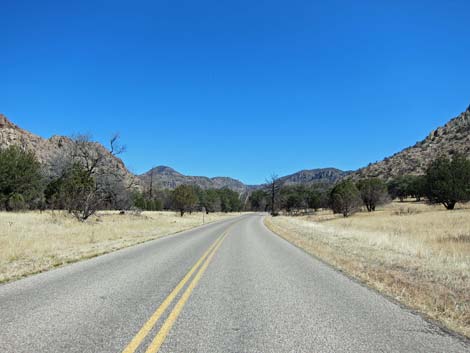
<box><xmin>2</xmin><ymin>0</ymin><xmax>470</xmax><ymax>184</ymax></box>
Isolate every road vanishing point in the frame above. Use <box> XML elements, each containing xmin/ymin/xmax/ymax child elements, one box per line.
<box><xmin>0</xmin><ymin>214</ymin><xmax>469</xmax><ymax>352</ymax></box>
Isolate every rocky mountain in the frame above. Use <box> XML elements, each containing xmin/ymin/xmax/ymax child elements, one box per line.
<box><xmin>138</xmin><ymin>166</ymin><xmax>349</xmax><ymax>192</ymax></box>
<box><xmin>14</xmin><ymin>105</ymin><xmax>467</xmax><ymax>193</ymax></box>
<box><xmin>138</xmin><ymin>166</ymin><xmax>248</xmax><ymax>193</ymax></box>
<box><xmin>0</xmin><ymin>114</ymin><xmax>136</xmax><ymax>185</ymax></box>
<box><xmin>279</xmin><ymin>168</ymin><xmax>350</xmax><ymax>186</ymax></box>
<box><xmin>352</xmin><ymin>105</ymin><xmax>470</xmax><ymax>180</ymax></box>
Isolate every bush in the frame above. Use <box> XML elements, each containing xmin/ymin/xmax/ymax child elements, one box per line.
<box><xmin>172</xmin><ymin>185</ymin><xmax>198</xmax><ymax>216</ymax></box>
<box><xmin>7</xmin><ymin>193</ymin><xmax>27</xmax><ymax>211</ymax></box>
<box><xmin>0</xmin><ymin>146</ymin><xmax>43</xmax><ymax>211</ymax></box>
<box><xmin>425</xmin><ymin>154</ymin><xmax>470</xmax><ymax>210</ymax></box>
<box><xmin>330</xmin><ymin>180</ymin><xmax>361</xmax><ymax>217</ymax></box>
<box><xmin>357</xmin><ymin>178</ymin><xmax>388</xmax><ymax>212</ymax></box>
<box><xmin>387</xmin><ymin>175</ymin><xmax>413</xmax><ymax>201</ymax></box>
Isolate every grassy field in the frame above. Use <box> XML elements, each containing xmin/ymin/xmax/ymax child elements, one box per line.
<box><xmin>265</xmin><ymin>202</ymin><xmax>470</xmax><ymax>338</ymax></box>
<box><xmin>0</xmin><ymin>211</ymin><xmax>239</xmax><ymax>284</ymax></box>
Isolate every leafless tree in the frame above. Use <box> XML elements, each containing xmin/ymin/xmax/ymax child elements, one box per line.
<box><xmin>265</xmin><ymin>174</ymin><xmax>282</xmax><ymax>216</ymax></box>
<box><xmin>148</xmin><ymin>167</ymin><xmax>155</xmax><ymax>199</ymax></box>
<box><xmin>50</xmin><ymin>133</ymin><xmax>134</xmax><ymax>220</ymax></box>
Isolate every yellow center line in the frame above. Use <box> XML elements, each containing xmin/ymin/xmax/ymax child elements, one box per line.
<box><xmin>144</xmin><ymin>232</ymin><xmax>229</xmax><ymax>353</ymax></box>
<box><xmin>121</xmin><ymin>234</ymin><xmax>224</xmax><ymax>353</ymax></box>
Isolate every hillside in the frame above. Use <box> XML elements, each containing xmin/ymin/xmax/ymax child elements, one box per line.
<box><xmin>138</xmin><ymin>166</ymin><xmax>248</xmax><ymax>193</ymax></box>
<box><xmin>10</xmin><ymin>106</ymin><xmax>469</xmax><ymax>192</ymax></box>
<box><xmin>0</xmin><ymin>114</ymin><xmax>353</xmax><ymax>192</ymax></box>
<box><xmin>352</xmin><ymin>105</ymin><xmax>470</xmax><ymax>180</ymax></box>
<box><xmin>138</xmin><ymin>165</ymin><xmax>350</xmax><ymax>192</ymax></box>
<box><xmin>0</xmin><ymin>114</ymin><xmax>136</xmax><ymax>186</ymax></box>
<box><xmin>279</xmin><ymin>168</ymin><xmax>349</xmax><ymax>186</ymax></box>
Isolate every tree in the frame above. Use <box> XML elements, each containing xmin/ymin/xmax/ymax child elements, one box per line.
<box><xmin>425</xmin><ymin>154</ymin><xmax>470</xmax><ymax>210</ymax></box>
<box><xmin>147</xmin><ymin>167</ymin><xmax>155</xmax><ymax>199</ymax></box>
<box><xmin>408</xmin><ymin>175</ymin><xmax>427</xmax><ymax>201</ymax></box>
<box><xmin>155</xmin><ymin>189</ymin><xmax>173</xmax><ymax>210</ymax></box>
<box><xmin>131</xmin><ymin>191</ymin><xmax>163</xmax><ymax>211</ymax></box>
<box><xmin>266</xmin><ymin>174</ymin><xmax>282</xmax><ymax>216</ymax></box>
<box><xmin>60</xmin><ymin>162</ymin><xmax>98</xmax><ymax>220</ymax></box>
<box><xmin>198</xmin><ymin>188</ymin><xmax>222</xmax><ymax>214</ymax></box>
<box><xmin>0</xmin><ymin>146</ymin><xmax>43</xmax><ymax>211</ymax></box>
<box><xmin>202</xmin><ymin>189</ymin><xmax>221</xmax><ymax>213</ymax></box>
<box><xmin>387</xmin><ymin>176</ymin><xmax>412</xmax><ymax>201</ymax></box>
<box><xmin>330</xmin><ymin>180</ymin><xmax>361</xmax><ymax>217</ymax></box>
<box><xmin>280</xmin><ymin>185</ymin><xmax>307</xmax><ymax>214</ymax></box>
<box><xmin>172</xmin><ymin>184</ymin><xmax>198</xmax><ymax>216</ymax></box>
<box><xmin>218</xmin><ymin>188</ymin><xmax>242</xmax><ymax>212</ymax></box>
<box><xmin>46</xmin><ymin>134</ymin><xmax>131</xmax><ymax>220</ymax></box>
<box><xmin>248</xmin><ymin>189</ymin><xmax>268</xmax><ymax>211</ymax></box>
<box><xmin>306</xmin><ymin>189</ymin><xmax>322</xmax><ymax>211</ymax></box>
<box><xmin>356</xmin><ymin>178</ymin><xmax>388</xmax><ymax>212</ymax></box>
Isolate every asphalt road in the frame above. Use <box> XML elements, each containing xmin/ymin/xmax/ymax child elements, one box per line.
<box><xmin>0</xmin><ymin>214</ymin><xmax>468</xmax><ymax>353</ymax></box>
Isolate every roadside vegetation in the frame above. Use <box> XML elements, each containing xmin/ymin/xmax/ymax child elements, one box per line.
<box><xmin>0</xmin><ymin>139</ymin><xmax>244</xmax><ymax>218</ymax></box>
<box><xmin>0</xmin><ymin>210</ymin><xmax>238</xmax><ymax>284</ymax></box>
<box><xmin>249</xmin><ymin>153</ymin><xmax>470</xmax><ymax>217</ymax></box>
<box><xmin>0</xmin><ymin>137</ymin><xmax>245</xmax><ymax>283</ymax></box>
<box><xmin>258</xmin><ymin>154</ymin><xmax>470</xmax><ymax>338</ymax></box>
<box><xmin>265</xmin><ymin>203</ymin><xmax>470</xmax><ymax>338</ymax></box>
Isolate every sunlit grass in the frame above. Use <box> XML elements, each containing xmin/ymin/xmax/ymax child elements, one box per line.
<box><xmin>0</xmin><ymin>210</ymin><xmax>238</xmax><ymax>283</ymax></box>
<box><xmin>266</xmin><ymin>201</ymin><xmax>470</xmax><ymax>338</ymax></box>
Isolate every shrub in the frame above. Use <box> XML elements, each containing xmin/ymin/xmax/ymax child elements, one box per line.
<box><xmin>0</xmin><ymin>146</ymin><xmax>43</xmax><ymax>211</ymax></box>
<box><xmin>172</xmin><ymin>185</ymin><xmax>198</xmax><ymax>216</ymax></box>
<box><xmin>356</xmin><ymin>178</ymin><xmax>388</xmax><ymax>212</ymax></box>
<box><xmin>425</xmin><ymin>154</ymin><xmax>470</xmax><ymax>210</ymax></box>
<box><xmin>330</xmin><ymin>180</ymin><xmax>361</xmax><ymax>217</ymax></box>
<box><xmin>7</xmin><ymin>193</ymin><xmax>27</xmax><ymax>211</ymax></box>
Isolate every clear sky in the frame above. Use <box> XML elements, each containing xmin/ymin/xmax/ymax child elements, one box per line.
<box><xmin>2</xmin><ymin>0</ymin><xmax>470</xmax><ymax>184</ymax></box>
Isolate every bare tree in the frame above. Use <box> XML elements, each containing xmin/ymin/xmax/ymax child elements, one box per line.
<box><xmin>148</xmin><ymin>167</ymin><xmax>155</xmax><ymax>199</ymax></box>
<box><xmin>266</xmin><ymin>174</ymin><xmax>282</xmax><ymax>216</ymax></box>
<box><xmin>49</xmin><ymin>133</ymin><xmax>133</xmax><ymax>220</ymax></box>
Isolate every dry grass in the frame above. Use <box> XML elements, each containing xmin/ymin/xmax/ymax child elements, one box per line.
<box><xmin>265</xmin><ymin>202</ymin><xmax>470</xmax><ymax>338</ymax></box>
<box><xmin>0</xmin><ymin>211</ymin><xmax>239</xmax><ymax>283</ymax></box>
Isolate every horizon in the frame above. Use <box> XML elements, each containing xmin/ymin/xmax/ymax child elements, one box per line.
<box><xmin>3</xmin><ymin>1</ymin><xmax>470</xmax><ymax>184</ymax></box>
<box><xmin>1</xmin><ymin>111</ymin><xmax>352</xmax><ymax>184</ymax></box>
<box><xmin>0</xmin><ymin>105</ymin><xmax>470</xmax><ymax>186</ymax></box>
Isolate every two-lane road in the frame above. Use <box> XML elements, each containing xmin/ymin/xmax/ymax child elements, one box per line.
<box><xmin>0</xmin><ymin>214</ymin><xmax>468</xmax><ymax>352</ymax></box>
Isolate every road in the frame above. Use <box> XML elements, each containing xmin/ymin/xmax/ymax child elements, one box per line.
<box><xmin>0</xmin><ymin>214</ymin><xmax>468</xmax><ymax>352</ymax></box>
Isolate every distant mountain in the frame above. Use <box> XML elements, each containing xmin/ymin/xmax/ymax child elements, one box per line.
<box><xmin>351</xmin><ymin>105</ymin><xmax>470</xmax><ymax>180</ymax></box>
<box><xmin>138</xmin><ymin>165</ymin><xmax>349</xmax><ymax>192</ymax></box>
<box><xmin>9</xmin><ymin>104</ymin><xmax>469</xmax><ymax>194</ymax></box>
<box><xmin>279</xmin><ymin>168</ymin><xmax>350</xmax><ymax>186</ymax></box>
<box><xmin>1</xmin><ymin>114</ymin><xmax>347</xmax><ymax>194</ymax></box>
<box><xmin>138</xmin><ymin>166</ymin><xmax>247</xmax><ymax>193</ymax></box>
<box><xmin>0</xmin><ymin>114</ymin><xmax>136</xmax><ymax>185</ymax></box>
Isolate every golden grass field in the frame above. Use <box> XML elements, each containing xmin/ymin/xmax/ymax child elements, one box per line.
<box><xmin>265</xmin><ymin>202</ymin><xmax>470</xmax><ymax>338</ymax></box>
<box><xmin>0</xmin><ymin>211</ymin><xmax>239</xmax><ymax>284</ymax></box>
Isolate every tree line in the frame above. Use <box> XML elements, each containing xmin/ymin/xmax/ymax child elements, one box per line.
<box><xmin>0</xmin><ymin>136</ymin><xmax>134</xmax><ymax>220</ymax></box>
<box><xmin>133</xmin><ymin>184</ymin><xmax>243</xmax><ymax>216</ymax></box>
<box><xmin>249</xmin><ymin>153</ymin><xmax>470</xmax><ymax>217</ymax></box>
<box><xmin>2</xmin><ymin>139</ymin><xmax>470</xmax><ymax>220</ymax></box>
<box><xmin>0</xmin><ymin>138</ymin><xmax>244</xmax><ymax>220</ymax></box>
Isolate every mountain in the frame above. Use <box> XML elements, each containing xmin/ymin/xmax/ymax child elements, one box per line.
<box><xmin>279</xmin><ymin>168</ymin><xmax>350</xmax><ymax>186</ymax></box>
<box><xmin>0</xmin><ymin>114</ymin><xmax>136</xmax><ymax>185</ymax></box>
<box><xmin>138</xmin><ymin>166</ymin><xmax>248</xmax><ymax>193</ymax></box>
<box><xmin>138</xmin><ymin>166</ymin><xmax>349</xmax><ymax>193</ymax></box>
<box><xmin>352</xmin><ymin>105</ymin><xmax>470</xmax><ymax>180</ymax></box>
<box><xmin>3</xmin><ymin>114</ymin><xmax>348</xmax><ymax>193</ymax></box>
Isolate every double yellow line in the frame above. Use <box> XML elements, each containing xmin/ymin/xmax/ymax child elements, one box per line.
<box><xmin>122</xmin><ymin>231</ymin><xmax>229</xmax><ymax>353</ymax></box>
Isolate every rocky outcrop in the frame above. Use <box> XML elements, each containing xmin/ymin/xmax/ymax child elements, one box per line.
<box><xmin>351</xmin><ymin>105</ymin><xmax>470</xmax><ymax>180</ymax></box>
<box><xmin>0</xmin><ymin>114</ymin><xmax>136</xmax><ymax>186</ymax></box>
<box><xmin>280</xmin><ymin>168</ymin><xmax>349</xmax><ymax>186</ymax></box>
<box><xmin>138</xmin><ymin>166</ymin><xmax>247</xmax><ymax>193</ymax></box>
